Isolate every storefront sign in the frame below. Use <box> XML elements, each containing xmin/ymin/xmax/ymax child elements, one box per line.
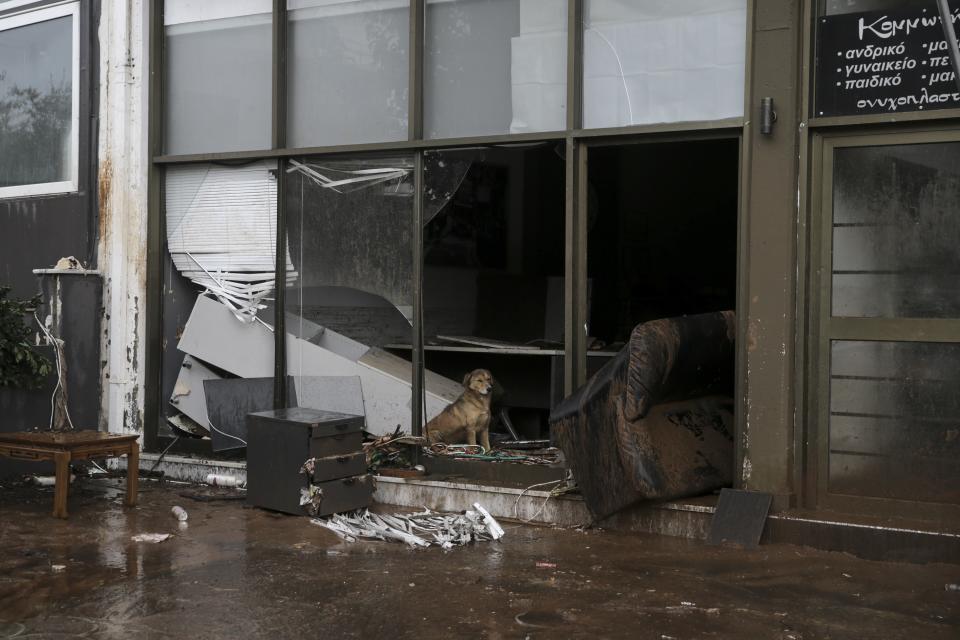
<box><xmin>815</xmin><ymin>7</ymin><xmax>960</xmax><ymax>117</ymax></box>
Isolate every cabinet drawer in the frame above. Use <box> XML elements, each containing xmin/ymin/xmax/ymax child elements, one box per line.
<box><xmin>305</xmin><ymin>474</ymin><xmax>374</xmax><ymax>517</ymax></box>
<box><xmin>308</xmin><ymin>452</ymin><xmax>367</xmax><ymax>482</ymax></box>
<box><xmin>310</xmin><ymin>431</ymin><xmax>363</xmax><ymax>458</ymax></box>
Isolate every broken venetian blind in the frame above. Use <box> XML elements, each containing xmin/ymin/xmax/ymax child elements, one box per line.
<box><xmin>165</xmin><ymin>161</ymin><xmax>297</xmax><ymax>322</ymax></box>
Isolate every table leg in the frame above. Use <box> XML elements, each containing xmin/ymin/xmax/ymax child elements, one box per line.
<box><xmin>54</xmin><ymin>451</ymin><xmax>70</xmax><ymax>518</ymax></box>
<box><xmin>125</xmin><ymin>442</ymin><xmax>139</xmax><ymax>507</ymax></box>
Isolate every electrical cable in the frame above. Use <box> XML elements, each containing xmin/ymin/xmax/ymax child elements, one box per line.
<box><xmin>206</xmin><ymin>420</ymin><xmax>247</xmax><ymax>447</ymax></box>
<box><xmin>148</xmin><ymin>435</ymin><xmax>180</xmax><ymax>475</ymax></box>
<box><xmin>34</xmin><ymin>311</ymin><xmax>74</xmax><ymax>431</ymax></box>
<box><xmin>513</xmin><ymin>479</ymin><xmax>565</xmax><ymax>524</ymax></box>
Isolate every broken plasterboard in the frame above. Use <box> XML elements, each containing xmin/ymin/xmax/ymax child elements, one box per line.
<box><xmin>294</xmin><ymin>376</ymin><xmax>365</xmax><ymax>418</ymax></box>
<box><xmin>178</xmin><ymin>295</ymin><xmax>459</xmax><ymax>435</ymax></box>
<box><xmin>166</xmin><ymin>413</ymin><xmax>210</xmax><ymax>439</ymax></box>
<box><xmin>285</xmin><ymin>311</ymin><xmax>367</xmax><ymax>361</ymax></box>
<box><xmin>169</xmin><ymin>355</ymin><xmax>221</xmax><ymax>430</ymax></box>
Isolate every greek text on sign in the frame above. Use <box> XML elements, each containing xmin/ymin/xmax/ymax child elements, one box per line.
<box><xmin>815</xmin><ymin>6</ymin><xmax>960</xmax><ymax>117</ymax></box>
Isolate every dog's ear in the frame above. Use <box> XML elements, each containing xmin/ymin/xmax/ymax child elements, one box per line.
<box><xmin>462</xmin><ymin>371</ymin><xmax>473</xmax><ymax>388</ymax></box>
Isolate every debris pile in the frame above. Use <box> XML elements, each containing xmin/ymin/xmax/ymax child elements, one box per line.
<box><xmin>363</xmin><ymin>427</ymin><xmax>426</xmax><ymax>472</ymax></box>
<box><xmin>312</xmin><ymin>503</ymin><xmax>504</xmax><ymax>550</ymax></box>
<box><xmin>425</xmin><ymin>442</ymin><xmax>562</xmax><ymax>466</ymax></box>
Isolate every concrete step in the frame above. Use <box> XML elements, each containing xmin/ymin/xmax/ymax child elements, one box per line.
<box><xmin>375</xmin><ymin>476</ymin><xmax>960</xmax><ymax>564</ymax></box>
<box><xmin>765</xmin><ymin>509</ymin><xmax>960</xmax><ymax>564</ymax></box>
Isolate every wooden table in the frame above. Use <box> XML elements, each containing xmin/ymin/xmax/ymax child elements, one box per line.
<box><xmin>0</xmin><ymin>430</ymin><xmax>139</xmax><ymax>518</ymax></box>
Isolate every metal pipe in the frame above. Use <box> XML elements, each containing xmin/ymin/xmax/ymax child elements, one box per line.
<box><xmin>936</xmin><ymin>0</ymin><xmax>960</xmax><ymax>93</ymax></box>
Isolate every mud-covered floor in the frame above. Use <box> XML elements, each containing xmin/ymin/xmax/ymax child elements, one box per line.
<box><xmin>0</xmin><ymin>478</ymin><xmax>957</xmax><ymax>639</ymax></box>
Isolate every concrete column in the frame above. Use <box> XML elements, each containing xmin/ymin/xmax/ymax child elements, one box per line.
<box><xmin>738</xmin><ymin>0</ymin><xmax>803</xmax><ymax>509</ymax></box>
<box><xmin>97</xmin><ymin>1</ymin><xmax>150</xmax><ymax>435</ymax></box>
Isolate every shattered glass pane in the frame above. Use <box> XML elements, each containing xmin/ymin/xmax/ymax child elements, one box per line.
<box><xmin>284</xmin><ymin>155</ymin><xmax>435</xmax><ymax>436</ymax></box>
<box><xmin>287</xmin><ymin>0</ymin><xmax>410</xmax><ymax>147</ymax></box>
<box><xmin>0</xmin><ymin>14</ymin><xmax>73</xmax><ymax>188</ymax></box>
<box><xmin>285</xmin><ymin>155</ymin><xmax>414</xmax><ymax>346</ymax></box>
<box><xmin>832</xmin><ymin>142</ymin><xmax>960</xmax><ymax>318</ymax></box>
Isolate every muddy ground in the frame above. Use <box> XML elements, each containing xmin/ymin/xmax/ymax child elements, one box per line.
<box><xmin>0</xmin><ymin>478</ymin><xmax>957</xmax><ymax>639</ymax></box>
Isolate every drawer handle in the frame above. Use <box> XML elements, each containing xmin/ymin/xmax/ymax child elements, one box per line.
<box><xmin>336</xmin><ymin>456</ymin><xmax>351</xmax><ymax>464</ymax></box>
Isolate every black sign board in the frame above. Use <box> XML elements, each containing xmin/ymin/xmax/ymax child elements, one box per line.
<box><xmin>815</xmin><ymin>6</ymin><xmax>960</xmax><ymax>117</ymax></box>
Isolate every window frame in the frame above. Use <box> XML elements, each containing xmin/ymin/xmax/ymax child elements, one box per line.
<box><xmin>0</xmin><ymin>1</ymin><xmax>80</xmax><ymax>199</ymax></box>
<box><xmin>146</xmin><ymin>0</ymin><xmax>754</xmax><ymax>461</ymax></box>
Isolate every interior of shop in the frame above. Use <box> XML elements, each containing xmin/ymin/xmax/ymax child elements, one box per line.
<box><xmin>157</xmin><ymin>137</ymin><xmax>740</xmax><ymax>461</ymax></box>
<box><xmin>587</xmin><ymin>139</ymin><xmax>740</xmax><ymax>348</ymax></box>
<box><xmin>418</xmin><ymin>144</ymin><xmax>566</xmax><ymax>442</ymax></box>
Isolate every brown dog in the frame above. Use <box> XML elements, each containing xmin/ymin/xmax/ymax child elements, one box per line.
<box><xmin>425</xmin><ymin>369</ymin><xmax>494</xmax><ymax>451</ymax></box>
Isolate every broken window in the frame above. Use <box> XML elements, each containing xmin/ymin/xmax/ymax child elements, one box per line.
<box><xmin>0</xmin><ymin>2</ymin><xmax>78</xmax><ymax>198</ymax></box>
<box><xmin>583</xmin><ymin>0</ymin><xmax>746</xmax><ymax>129</ymax></box>
<box><xmin>164</xmin><ymin>0</ymin><xmax>272</xmax><ymax>155</ymax></box>
<box><xmin>287</xmin><ymin>0</ymin><xmax>410</xmax><ymax>147</ymax></box>
<box><xmin>284</xmin><ymin>155</ymin><xmax>445</xmax><ymax>435</ymax></box>
<box><xmin>420</xmin><ymin>144</ymin><xmax>565</xmax><ymax>441</ymax></box>
<box><xmin>425</xmin><ymin>0</ymin><xmax>568</xmax><ymax>139</ymax></box>
<box><xmin>285</xmin><ymin>156</ymin><xmax>414</xmax><ymax>339</ymax></box>
<box><xmin>161</xmin><ymin>161</ymin><xmax>285</xmax><ymax>443</ymax></box>
<box><xmin>586</xmin><ymin>139</ymin><xmax>739</xmax><ymax>345</ymax></box>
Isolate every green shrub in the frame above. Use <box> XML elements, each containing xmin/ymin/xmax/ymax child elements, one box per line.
<box><xmin>0</xmin><ymin>286</ymin><xmax>52</xmax><ymax>389</ymax></box>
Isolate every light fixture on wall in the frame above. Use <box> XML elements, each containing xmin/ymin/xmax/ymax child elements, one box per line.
<box><xmin>760</xmin><ymin>97</ymin><xmax>777</xmax><ymax>136</ymax></box>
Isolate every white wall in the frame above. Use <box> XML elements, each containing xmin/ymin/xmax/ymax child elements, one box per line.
<box><xmin>97</xmin><ymin>0</ymin><xmax>151</xmax><ymax>436</ymax></box>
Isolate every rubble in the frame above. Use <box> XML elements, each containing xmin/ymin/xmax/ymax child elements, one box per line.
<box><xmin>174</xmin><ymin>295</ymin><xmax>459</xmax><ymax>435</ymax></box>
<box><xmin>363</xmin><ymin>427</ymin><xmax>426</xmax><ymax>471</ymax></box>
<box><xmin>311</xmin><ymin>503</ymin><xmax>505</xmax><ymax>550</ymax></box>
<box><xmin>425</xmin><ymin>442</ymin><xmax>562</xmax><ymax>466</ymax></box>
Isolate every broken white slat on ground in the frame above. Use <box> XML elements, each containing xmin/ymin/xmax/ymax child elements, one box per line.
<box><xmin>311</xmin><ymin>505</ymin><xmax>505</xmax><ymax>550</ymax></box>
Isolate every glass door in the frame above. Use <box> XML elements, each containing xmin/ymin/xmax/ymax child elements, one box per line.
<box><xmin>811</xmin><ymin>130</ymin><xmax>960</xmax><ymax>520</ymax></box>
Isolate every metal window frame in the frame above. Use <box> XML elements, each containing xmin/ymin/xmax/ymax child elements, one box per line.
<box><xmin>0</xmin><ymin>1</ymin><xmax>80</xmax><ymax>200</ymax></box>
<box><xmin>145</xmin><ymin>0</ymin><xmax>755</xmax><ymax>458</ymax></box>
<box><xmin>807</xmin><ymin>124</ymin><xmax>960</xmax><ymax>521</ymax></box>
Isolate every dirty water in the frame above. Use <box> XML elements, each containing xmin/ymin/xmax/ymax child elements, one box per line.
<box><xmin>0</xmin><ymin>478</ymin><xmax>957</xmax><ymax>639</ymax></box>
